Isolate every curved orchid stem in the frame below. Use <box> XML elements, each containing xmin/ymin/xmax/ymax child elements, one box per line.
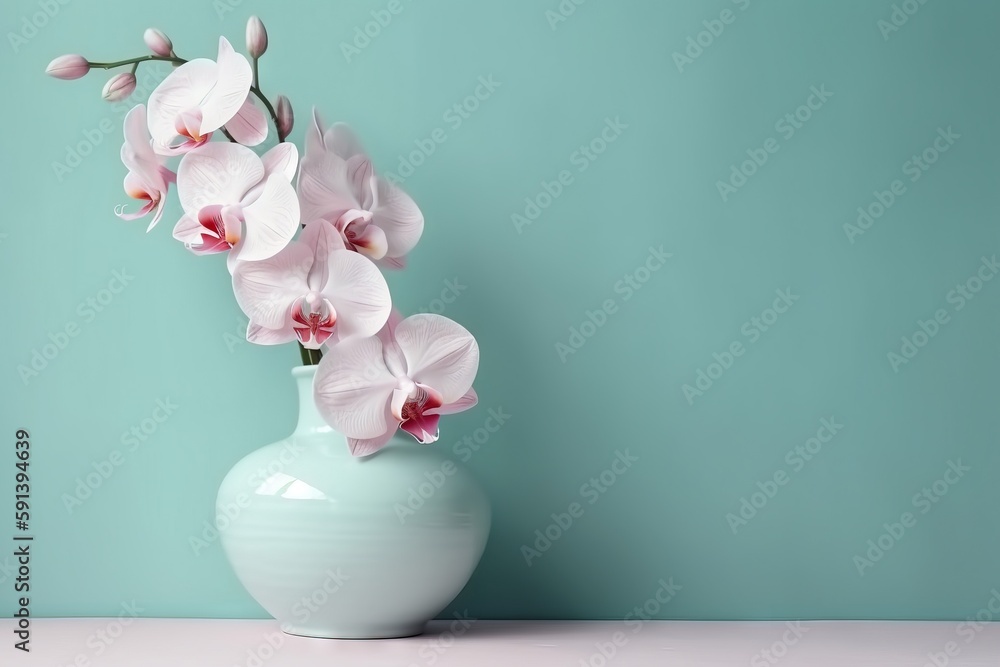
<box><xmin>247</xmin><ymin>56</ymin><xmax>283</xmax><ymax>140</ymax></box>
<box><xmin>87</xmin><ymin>54</ymin><xmax>186</xmax><ymax>69</ymax></box>
<box><xmin>252</xmin><ymin>85</ymin><xmax>282</xmax><ymax>140</ymax></box>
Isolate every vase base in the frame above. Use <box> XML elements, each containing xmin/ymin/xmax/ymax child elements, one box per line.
<box><xmin>280</xmin><ymin>622</ymin><xmax>426</xmax><ymax>640</ymax></box>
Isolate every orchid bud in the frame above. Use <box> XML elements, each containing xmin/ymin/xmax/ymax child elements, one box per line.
<box><xmin>45</xmin><ymin>54</ymin><xmax>90</xmax><ymax>80</ymax></box>
<box><xmin>101</xmin><ymin>72</ymin><xmax>137</xmax><ymax>102</ymax></box>
<box><xmin>143</xmin><ymin>28</ymin><xmax>173</xmax><ymax>57</ymax></box>
<box><xmin>246</xmin><ymin>16</ymin><xmax>268</xmax><ymax>58</ymax></box>
<box><xmin>275</xmin><ymin>95</ymin><xmax>293</xmax><ymax>138</ymax></box>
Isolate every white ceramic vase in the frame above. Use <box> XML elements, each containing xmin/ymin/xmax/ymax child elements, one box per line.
<box><xmin>216</xmin><ymin>365</ymin><xmax>491</xmax><ymax>639</ymax></box>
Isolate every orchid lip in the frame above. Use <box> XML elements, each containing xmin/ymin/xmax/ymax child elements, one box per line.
<box><xmin>290</xmin><ymin>296</ymin><xmax>338</xmax><ymax>348</ymax></box>
<box><xmin>336</xmin><ymin>209</ymin><xmax>374</xmax><ymax>229</ymax></box>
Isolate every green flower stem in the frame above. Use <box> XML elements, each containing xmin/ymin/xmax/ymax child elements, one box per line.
<box><xmin>87</xmin><ymin>55</ymin><xmax>186</xmax><ymax>69</ymax></box>
<box><xmin>249</xmin><ymin>58</ymin><xmax>281</xmax><ymax>139</ymax></box>
<box><xmin>298</xmin><ymin>343</ymin><xmax>323</xmax><ymax>366</ymax></box>
<box><xmin>252</xmin><ymin>85</ymin><xmax>281</xmax><ymax>140</ymax></box>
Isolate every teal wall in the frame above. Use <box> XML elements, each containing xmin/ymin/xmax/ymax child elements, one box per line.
<box><xmin>2</xmin><ymin>0</ymin><xmax>999</xmax><ymax>621</ymax></box>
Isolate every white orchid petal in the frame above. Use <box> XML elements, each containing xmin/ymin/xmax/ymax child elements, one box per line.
<box><xmin>199</xmin><ymin>36</ymin><xmax>253</xmax><ymax>133</ymax></box>
<box><xmin>376</xmin><ymin>310</ymin><xmax>407</xmax><ymax>377</ymax></box>
<box><xmin>121</xmin><ymin>105</ymin><xmax>172</xmax><ymax>217</ymax></box>
<box><xmin>243</xmin><ymin>142</ymin><xmax>298</xmax><ymax>205</ymax></box>
<box><xmin>320</xmin><ymin>250</ymin><xmax>391</xmax><ymax>341</ymax></box>
<box><xmin>394</xmin><ymin>314</ymin><xmax>479</xmax><ymax>403</ymax></box>
<box><xmin>298</xmin><ymin>221</ymin><xmax>345</xmax><ymax>292</ymax></box>
<box><xmin>176</xmin><ymin>142</ymin><xmax>265</xmax><ymax>213</ymax></box>
<box><xmin>373</xmin><ymin>176</ymin><xmax>424</xmax><ymax>257</ymax></box>
<box><xmin>351</xmin><ymin>223</ymin><xmax>388</xmax><ymax>260</ymax></box>
<box><xmin>246</xmin><ymin>321</ymin><xmax>296</xmax><ymax>346</ymax></box>
<box><xmin>296</xmin><ymin>150</ymin><xmax>360</xmax><ymax>224</ymax></box>
<box><xmin>261</xmin><ymin>142</ymin><xmax>299</xmax><ymax>182</ymax></box>
<box><xmin>224</xmin><ymin>96</ymin><xmax>268</xmax><ymax>146</ymax></box>
<box><xmin>231</xmin><ymin>241</ymin><xmax>310</xmax><ymax>328</ymax></box>
<box><xmin>324</xmin><ymin>122</ymin><xmax>367</xmax><ymax>160</ymax></box>
<box><xmin>239</xmin><ymin>174</ymin><xmax>300</xmax><ymax>261</ymax></box>
<box><xmin>226</xmin><ymin>243</ymin><xmax>242</xmax><ymax>275</ymax></box>
<box><xmin>428</xmin><ymin>387</ymin><xmax>478</xmax><ymax>416</ymax></box>
<box><xmin>313</xmin><ymin>336</ymin><xmax>397</xmax><ymax>439</ymax></box>
<box><xmin>377</xmin><ymin>254</ymin><xmax>407</xmax><ymax>270</ymax></box>
<box><xmin>121</xmin><ymin>104</ymin><xmax>158</xmax><ymax>173</ymax></box>
<box><xmin>344</xmin><ymin>155</ymin><xmax>376</xmax><ymax>210</ymax></box>
<box><xmin>305</xmin><ymin>108</ymin><xmax>326</xmax><ymax>157</ymax></box>
<box><xmin>172</xmin><ymin>213</ymin><xmax>202</xmax><ymax>244</ymax></box>
<box><xmin>146</xmin><ymin>58</ymin><xmax>217</xmax><ymax>153</ymax></box>
<box><xmin>347</xmin><ymin>431</ymin><xmax>396</xmax><ymax>457</ymax></box>
<box><xmin>390</xmin><ymin>388</ymin><xmax>408</xmax><ymax>422</ymax></box>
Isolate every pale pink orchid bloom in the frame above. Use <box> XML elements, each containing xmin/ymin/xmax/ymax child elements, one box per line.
<box><xmin>232</xmin><ymin>222</ymin><xmax>391</xmax><ymax>349</ymax></box>
<box><xmin>146</xmin><ymin>37</ymin><xmax>265</xmax><ymax>155</ymax></box>
<box><xmin>313</xmin><ymin>312</ymin><xmax>479</xmax><ymax>456</ymax></box>
<box><xmin>171</xmin><ymin>142</ymin><xmax>299</xmax><ymax>271</ymax></box>
<box><xmin>116</xmin><ymin>104</ymin><xmax>176</xmax><ymax>231</ymax></box>
<box><xmin>297</xmin><ymin>111</ymin><xmax>423</xmax><ymax>268</ymax></box>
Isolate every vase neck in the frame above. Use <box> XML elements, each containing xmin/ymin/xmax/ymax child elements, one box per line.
<box><xmin>292</xmin><ymin>365</ymin><xmax>332</xmax><ymax>436</ymax></box>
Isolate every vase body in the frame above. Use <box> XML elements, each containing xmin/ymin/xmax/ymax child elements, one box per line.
<box><xmin>216</xmin><ymin>365</ymin><xmax>491</xmax><ymax>639</ymax></box>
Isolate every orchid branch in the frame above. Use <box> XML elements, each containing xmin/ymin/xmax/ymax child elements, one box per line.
<box><xmin>87</xmin><ymin>54</ymin><xmax>186</xmax><ymax>69</ymax></box>
<box><xmin>251</xmin><ymin>85</ymin><xmax>282</xmax><ymax>141</ymax></box>
<box><xmin>245</xmin><ymin>16</ymin><xmax>284</xmax><ymax>142</ymax></box>
<box><xmin>88</xmin><ymin>52</ymin><xmax>282</xmax><ymax>142</ymax></box>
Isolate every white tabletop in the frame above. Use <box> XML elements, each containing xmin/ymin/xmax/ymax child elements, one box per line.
<box><xmin>3</xmin><ymin>618</ymin><xmax>999</xmax><ymax>666</ymax></box>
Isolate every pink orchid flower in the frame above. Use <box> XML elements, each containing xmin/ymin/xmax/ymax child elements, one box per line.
<box><xmin>232</xmin><ymin>222</ymin><xmax>392</xmax><ymax>349</ymax></box>
<box><xmin>172</xmin><ymin>142</ymin><xmax>299</xmax><ymax>271</ymax></box>
<box><xmin>146</xmin><ymin>37</ymin><xmax>265</xmax><ymax>155</ymax></box>
<box><xmin>116</xmin><ymin>104</ymin><xmax>175</xmax><ymax>231</ymax></box>
<box><xmin>313</xmin><ymin>312</ymin><xmax>479</xmax><ymax>456</ymax></box>
<box><xmin>297</xmin><ymin>111</ymin><xmax>423</xmax><ymax>268</ymax></box>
